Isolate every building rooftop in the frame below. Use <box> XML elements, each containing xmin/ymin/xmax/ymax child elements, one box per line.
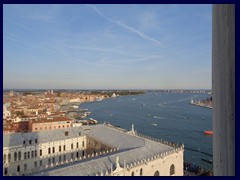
<box><xmin>30</xmin><ymin>117</ymin><xmax>72</xmax><ymax>124</ymax></box>
<box><xmin>17</xmin><ymin>124</ymin><xmax>180</xmax><ymax>176</ymax></box>
<box><xmin>3</xmin><ymin>126</ymin><xmax>89</xmax><ymax>148</ymax></box>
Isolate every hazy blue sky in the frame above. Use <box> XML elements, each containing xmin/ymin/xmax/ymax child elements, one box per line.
<box><xmin>3</xmin><ymin>4</ymin><xmax>212</xmax><ymax>89</ymax></box>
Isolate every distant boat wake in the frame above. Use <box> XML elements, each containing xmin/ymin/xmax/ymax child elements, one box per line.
<box><xmin>153</xmin><ymin>116</ymin><xmax>167</xmax><ymax>120</ymax></box>
<box><xmin>158</xmin><ymin>97</ymin><xmax>191</xmax><ymax>105</ymax></box>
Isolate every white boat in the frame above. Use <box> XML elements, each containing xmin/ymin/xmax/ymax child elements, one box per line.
<box><xmin>111</xmin><ymin>93</ymin><xmax>117</xmax><ymax>98</ymax></box>
<box><xmin>151</xmin><ymin>123</ymin><xmax>157</xmax><ymax>126</ymax></box>
<box><xmin>72</xmin><ymin>105</ymin><xmax>78</xmax><ymax>108</ymax></box>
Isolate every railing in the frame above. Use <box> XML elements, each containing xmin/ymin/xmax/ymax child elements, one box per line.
<box><xmin>34</xmin><ymin>147</ymin><xmax>119</xmax><ymax>175</ymax></box>
<box><xmin>135</xmin><ymin>132</ymin><xmax>184</xmax><ymax>149</ymax></box>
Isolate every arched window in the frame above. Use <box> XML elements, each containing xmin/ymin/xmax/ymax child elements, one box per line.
<box><xmin>131</xmin><ymin>171</ymin><xmax>134</xmax><ymax>176</ymax></box>
<box><xmin>8</xmin><ymin>153</ymin><xmax>11</xmax><ymax>162</ymax></box>
<box><xmin>18</xmin><ymin>151</ymin><xmax>21</xmax><ymax>160</ymax></box>
<box><xmin>4</xmin><ymin>154</ymin><xmax>6</xmax><ymax>163</ymax></box>
<box><xmin>154</xmin><ymin>171</ymin><xmax>159</xmax><ymax>176</ymax></box>
<box><xmin>82</xmin><ymin>141</ymin><xmax>85</xmax><ymax>147</ymax></box>
<box><xmin>14</xmin><ymin>152</ymin><xmax>17</xmax><ymax>161</ymax></box>
<box><xmin>170</xmin><ymin>164</ymin><xmax>175</xmax><ymax>175</ymax></box>
<box><xmin>140</xmin><ymin>168</ymin><xmax>143</xmax><ymax>176</ymax></box>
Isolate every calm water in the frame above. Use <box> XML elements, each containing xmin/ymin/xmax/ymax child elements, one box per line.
<box><xmin>80</xmin><ymin>92</ymin><xmax>213</xmax><ymax>170</ymax></box>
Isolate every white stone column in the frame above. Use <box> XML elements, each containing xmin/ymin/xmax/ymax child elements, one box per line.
<box><xmin>212</xmin><ymin>4</ymin><xmax>235</xmax><ymax>176</ymax></box>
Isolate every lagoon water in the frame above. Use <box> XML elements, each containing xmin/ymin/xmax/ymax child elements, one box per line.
<box><xmin>80</xmin><ymin>92</ymin><xmax>212</xmax><ymax>170</ymax></box>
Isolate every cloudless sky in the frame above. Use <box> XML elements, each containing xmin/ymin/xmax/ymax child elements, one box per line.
<box><xmin>3</xmin><ymin>4</ymin><xmax>212</xmax><ymax>90</ymax></box>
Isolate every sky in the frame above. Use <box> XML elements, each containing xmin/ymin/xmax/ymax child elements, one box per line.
<box><xmin>3</xmin><ymin>4</ymin><xmax>212</xmax><ymax>90</ymax></box>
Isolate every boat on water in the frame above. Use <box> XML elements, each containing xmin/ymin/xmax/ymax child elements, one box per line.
<box><xmin>151</xmin><ymin>123</ymin><xmax>157</xmax><ymax>126</ymax></box>
<box><xmin>204</xmin><ymin>130</ymin><xmax>213</xmax><ymax>135</ymax></box>
<box><xmin>72</xmin><ymin>105</ymin><xmax>78</xmax><ymax>108</ymax></box>
<box><xmin>142</xmin><ymin>103</ymin><xmax>145</xmax><ymax>107</ymax></box>
<box><xmin>158</xmin><ymin>103</ymin><xmax>165</xmax><ymax>107</ymax></box>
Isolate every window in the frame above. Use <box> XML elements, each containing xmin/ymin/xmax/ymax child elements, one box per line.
<box><xmin>154</xmin><ymin>171</ymin><xmax>159</xmax><ymax>176</ymax></box>
<box><xmin>4</xmin><ymin>167</ymin><xmax>8</xmax><ymax>175</ymax></box>
<box><xmin>63</xmin><ymin>155</ymin><xmax>66</xmax><ymax>161</ymax></box>
<box><xmin>131</xmin><ymin>172</ymin><xmax>134</xmax><ymax>176</ymax></box>
<box><xmin>48</xmin><ymin>148</ymin><xmax>51</xmax><ymax>154</ymax></box>
<box><xmin>82</xmin><ymin>141</ymin><xmax>84</xmax><ymax>147</ymax></box>
<box><xmin>140</xmin><ymin>168</ymin><xmax>143</xmax><ymax>176</ymax></box>
<box><xmin>59</xmin><ymin>146</ymin><xmax>61</xmax><ymax>152</ymax></box>
<box><xmin>76</xmin><ymin>142</ymin><xmax>79</xmax><ymax>148</ymax></box>
<box><xmin>31</xmin><ymin>151</ymin><xmax>34</xmax><ymax>158</ymax></box>
<box><xmin>71</xmin><ymin>153</ymin><xmax>73</xmax><ymax>159</ymax></box>
<box><xmin>53</xmin><ymin>147</ymin><xmax>55</xmax><ymax>153</ymax></box>
<box><xmin>35</xmin><ymin>139</ymin><xmax>38</xmax><ymax>144</ymax></box>
<box><xmin>29</xmin><ymin>140</ymin><xmax>32</xmax><ymax>145</ymax></box>
<box><xmin>35</xmin><ymin>128</ymin><xmax>37</xmax><ymax>130</ymax></box>
<box><xmin>18</xmin><ymin>151</ymin><xmax>21</xmax><ymax>160</ymax></box>
<box><xmin>48</xmin><ymin>158</ymin><xmax>51</xmax><ymax>165</ymax></box>
<box><xmin>14</xmin><ymin>152</ymin><xmax>17</xmax><ymax>161</ymax></box>
<box><xmin>4</xmin><ymin>154</ymin><xmax>6</xmax><ymax>163</ymax></box>
<box><xmin>8</xmin><ymin>153</ymin><xmax>11</xmax><ymax>162</ymax></box>
<box><xmin>65</xmin><ymin>131</ymin><xmax>69</xmax><ymax>136</ymax></box>
<box><xmin>23</xmin><ymin>141</ymin><xmax>25</xmax><ymax>145</ymax></box>
<box><xmin>71</xmin><ymin>143</ymin><xmax>73</xmax><ymax>149</ymax></box>
<box><xmin>24</xmin><ymin>152</ymin><xmax>27</xmax><ymax>159</ymax></box>
<box><xmin>27</xmin><ymin>152</ymin><xmax>30</xmax><ymax>158</ymax></box>
<box><xmin>79</xmin><ymin>132</ymin><xmax>81</xmax><ymax>136</ymax></box>
<box><xmin>35</xmin><ymin>150</ymin><xmax>37</xmax><ymax>157</ymax></box>
<box><xmin>76</xmin><ymin>152</ymin><xmax>79</xmax><ymax>158</ymax></box>
<box><xmin>24</xmin><ymin>164</ymin><xmax>27</xmax><ymax>171</ymax></box>
<box><xmin>59</xmin><ymin>126</ymin><xmax>60</xmax><ymax>128</ymax></box>
<box><xmin>82</xmin><ymin>151</ymin><xmax>85</xmax><ymax>157</ymax></box>
<box><xmin>170</xmin><ymin>164</ymin><xmax>175</xmax><ymax>176</ymax></box>
<box><xmin>52</xmin><ymin>157</ymin><xmax>55</xmax><ymax>164</ymax></box>
<box><xmin>34</xmin><ymin>161</ymin><xmax>37</xmax><ymax>168</ymax></box>
<box><xmin>40</xmin><ymin>149</ymin><xmax>42</xmax><ymax>156</ymax></box>
<box><xmin>63</xmin><ymin>145</ymin><xmax>66</xmax><ymax>151</ymax></box>
<box><xmin>59</xmin><ymin>156</ymin><xmax>62</xmax><ymax>162</ymax></box>
<box><xmin>40</xmin><ymin>160</ymin><xmax>42</xmax><ymax>167</ymax></box>
<box><xmin>17</xmin><ymin>165</ymin><xmax>20</xmax><ymax>172</ymax></box>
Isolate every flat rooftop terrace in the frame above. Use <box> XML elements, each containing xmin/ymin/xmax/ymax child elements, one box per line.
<box><xmin>28</xmin><ymin>124</ymin><xmax>183</xmax><ymax>176</ymax></box>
